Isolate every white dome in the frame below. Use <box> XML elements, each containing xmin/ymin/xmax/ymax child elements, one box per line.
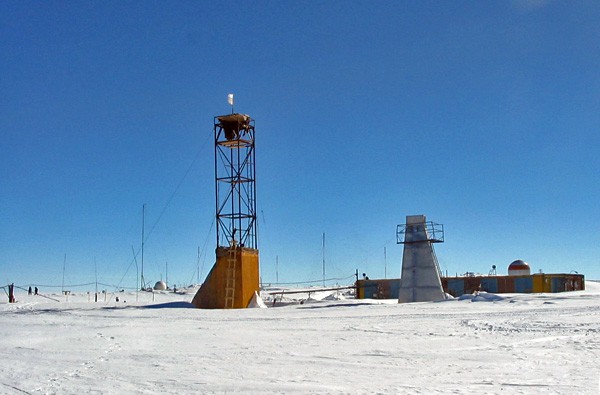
<box><xmin>508</xmin><ymin>260</ymin><xmax>531</xmax><ymax>276</ymax></box>
<box><xmin>153</xmin><ymin>281</ymin><xmax>167</xmax><ymax>290</ymax></box>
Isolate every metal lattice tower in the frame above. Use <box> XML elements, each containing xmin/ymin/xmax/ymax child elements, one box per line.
<box><xmin>214</xmin><ymin>113</ymin><xmax>257</xmax><ymax>249</ymax></box>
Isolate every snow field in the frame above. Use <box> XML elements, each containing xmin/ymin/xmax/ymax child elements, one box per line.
<box><xmin>1</xmin><ymin>283</ymin><xmax>599</xmax><ymax>394</ymax></box>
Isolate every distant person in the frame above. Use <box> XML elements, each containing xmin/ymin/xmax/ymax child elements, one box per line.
<box><xmin>28</xmin><ymin>286</ymin><xmax>32</xmax><ymax>295</ymax></box>
<box><xmin>34</xmin><ymin>287</ymin><xmax>38</xmax><ymax>295</ymax></box>
<box><xmin>8</xmin><ymin>283</ymin><xmax>15</xmax><ymax>303</ymax></box>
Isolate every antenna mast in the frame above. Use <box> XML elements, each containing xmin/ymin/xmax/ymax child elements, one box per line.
<box><xmin>62</xmin><ymin>254</ymin><xmax>66</xmax><ymax>294</ymax></box>
<box><xmin>322</xmin><ymin>233</ymin><xmax>326</xmax><ymax>287</ymax></box>
<box><xmin>197</xmin><ymin>246</ymin><xmax>200</xmax><ymax>285</ymax></box>
<box><xmin>141</xmin><ymin>203</ymin><xmax>146</xmax><ymax>290</ymax></box>
<box><xmin>384</xmin><ymin>246</ymin><xmax>387</xmax><ymax>279</ymax></box>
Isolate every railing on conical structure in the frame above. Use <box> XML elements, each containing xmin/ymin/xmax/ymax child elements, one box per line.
<box><xmin>397</xmin><ymin>220</ymin><xmax>444</xmax><ymax>278</ymax></box>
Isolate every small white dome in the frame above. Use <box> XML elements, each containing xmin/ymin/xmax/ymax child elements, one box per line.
<box><xmin>153</xmin><ymin>281</ymin><xmax>167</xmax><ymax>290</ymax></box>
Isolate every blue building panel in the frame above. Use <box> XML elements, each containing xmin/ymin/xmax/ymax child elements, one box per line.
<box><xmin>480</xmin><ymin>277</ymin><xmax>498</xmax><ymax>293</ymax></box>
<box><xmin>388</xmin><ymin>280</ymin><xmax>401</xmax><ymax>299</ymax></box>
<box><xmin>514</xmin><ymin>277</ymin><xmax>533</xmax><ymax>293</ymax></box>
<box><xmin>552</xmin><ymin>277</ymin><xmax>565</xmax><ymax>293</ymax></box>
<box><xmin>446</xmin><ymin>279</ymin><xmax>465</xmax><ymax>297</ymax></box>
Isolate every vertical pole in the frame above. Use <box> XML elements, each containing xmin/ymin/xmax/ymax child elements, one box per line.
<box><xmin>252</xmin><ymin>132</ymin><xmax>258</xmax><ymax>249</ymax></box>
<box><xmin>384</xmin><ymin>246</ymin><xmax>387</xmax><ymax>279</ymax></box>
<box><xmin>214</xmin><ymin>121</ymin><xmax>219</xmax><ymax>247</ymax></box>
<box><xmin>131</xmin><ymin>246</ymin><xmax>139</xmax><ymax>302</ymax></box>
<box><xmin>62</xmin><ymin>254</ymin><xmax>66</xmax><ymax>295</ymax></box>
<box><xmin>276</xmin><ymin>255</ymin><xmax>279</xmax><ymax>284</ymax></box>
<box><xmin>95</xmin><ymin>257</ymin><xmax>98</xmax><ymax>302</ymax></box>
<box><xmin>237</xmin><ymin>134</ymin><xmax>242</xmax><ymax>245</ymax></box>
<box><xmin>322</xmin><ymin>233</ymin><xmax>326</xmax><ymax>287</ymax></box>
<box><xmin>197</xmin><ymin>246</ymin><xmax>200</xmax><ymax>285</ymax></box>
<box><xmin>141</xmin><ymin>203</ymin><xmax>145</xmax><ymax>291</ymax></box>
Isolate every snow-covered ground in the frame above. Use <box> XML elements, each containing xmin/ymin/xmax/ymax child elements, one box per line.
<box><xmin>1</xmin><ymin>282</ymin><xmax>599</xmax><ymax>394</ymax></box>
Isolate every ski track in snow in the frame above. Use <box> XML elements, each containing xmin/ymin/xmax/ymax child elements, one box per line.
<box><xmin>1</xmin><ymin>283</ymin><xmax>600</xmax><ymax>394</ymax></box>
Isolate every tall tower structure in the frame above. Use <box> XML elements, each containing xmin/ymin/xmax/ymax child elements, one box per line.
<box><xmin>397</xmin><ymin>215</ymin><xmax>446</xmax><ymax>303</ymax></box>
<box><xmin>192</xmin><ymin>112</ymin><xmax>260</xmax><ymax>309</ymax></box>
<box><xmin>214</xmin><ymin>113</ymin><xmax>257</xmax><ymax>249</ymax></box>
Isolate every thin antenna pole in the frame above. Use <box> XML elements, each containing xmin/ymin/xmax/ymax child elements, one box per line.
<box><xmin>276</xmin><ymin>255</ymin><xmax>279</xmax><ymax>284</ymax></box>
<box><xmin>322</xmin><ymin>233</ymin><xmax>326</xmax><ymax>287</ymax></box>
<box><xmin>197</xmin><ymin>246</ymin><xmax>200</xmax><ymax>285</ymax></box>
<box><xmin>141</xmin><ymin>203</ymin><xmax>146</xmax><ymax>291</ymax></box>
<box><xmin>62</xmin><ymin>253</ymin><xmax>66</xmax><ymax>294</ymax></box>
<box><xmin>166</xmin><ymin>261</ymin><xmax>168</xmax><ymax>288</ymax></box>
<box><xmin>131</xmin><ymin>246</ymin><xmax>139</xmax><ymax>302</ymax></box>
<box><xmin>384</xmin><ymin>246</ymin><xmax>387</xmax><ymax>279</ymax></box>
<box><xmin>94</xmin><ymin>257</ymin><xmax>98</xmax><ymax>302</ymax></box>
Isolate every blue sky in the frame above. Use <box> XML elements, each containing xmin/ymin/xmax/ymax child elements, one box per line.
<box><xmin>2</xmin><ymin>1</ymin><xmax>599</xmax><ymax>291</ymax></box>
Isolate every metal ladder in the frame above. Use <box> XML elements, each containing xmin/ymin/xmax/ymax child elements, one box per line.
<box><xmin>224</xmin><ymin>248</ymin><xmax>237</xmax><ymax>308</ymax></box>
<box><xmin>431</xmin><ymin>245</ymin><xmax>443</xmax><ymax>279</ymax></box>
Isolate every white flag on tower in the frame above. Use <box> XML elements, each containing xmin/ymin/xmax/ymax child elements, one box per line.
<box><xmin>227</xmin><ymin>94</ymin><xmax>234</xmax><ymax>106</ymax></box>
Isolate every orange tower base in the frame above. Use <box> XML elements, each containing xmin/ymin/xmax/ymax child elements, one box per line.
<box><xmin>192</xmin><ymin>246</ymin><xmax>259</xmax><ymax>309</ymax></box>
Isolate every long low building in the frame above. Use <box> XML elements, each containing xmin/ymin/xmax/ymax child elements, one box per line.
<box><xmin>356</xmin><ymin>273</ymin><xmax>585</xmax><ymax>300</ymax></box>
<box><xmin>443</xmin><ymin>273</ymin><xmax>585</xmax><ymax>296</ymax></box>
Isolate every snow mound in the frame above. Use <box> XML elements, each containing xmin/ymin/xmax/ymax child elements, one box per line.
<box><xmin>458</xmin><ymin>292</ymin><xmax>505</xmax><ymax>302</ymax></box>
<box><xmin>584</xmin><ymin>280</ymin><xmax>600</xmax><ymax>293</ymax></box>
<box><xmin>323</xmin><ymin>292</ymin><xmax>346</xmax><ymax>301</ymax></box>
<box><xmin>247</xmin><ymin>291</ymin><xmax>267</xmax><ymax>308</ymax></box>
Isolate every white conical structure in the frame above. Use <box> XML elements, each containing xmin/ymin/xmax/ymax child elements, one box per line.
<box><xmin>398</xmin><ymin>215</ymin><xmax>446</xmax><ymax>303</ymax></box>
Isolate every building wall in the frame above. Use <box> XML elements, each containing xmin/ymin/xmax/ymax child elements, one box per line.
<box><xmin>441</xmin><ymin>273</ymin><xmax>584</xmax><ymax>297</ymax></box>
<box><xmin>356</xmin><ymin>274</ymin><xmax>585</xmax><ymax>299</ymax></box>
<box><xmin>356</xmin><ymin>279</ymin><xmax>401</xmax><ymax>299</ymax></box>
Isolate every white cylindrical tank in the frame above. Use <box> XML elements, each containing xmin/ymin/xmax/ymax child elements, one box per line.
<box><xmin>508</xmin><ymin>260</ymin><xmax>531</xmax><ymax>276</ymax></box>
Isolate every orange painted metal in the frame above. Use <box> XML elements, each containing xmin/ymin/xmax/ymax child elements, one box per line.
<box><xmin>192</xmin><ymin>247</ymin><xmax>259</xmax><ymax>309</ymax></box>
